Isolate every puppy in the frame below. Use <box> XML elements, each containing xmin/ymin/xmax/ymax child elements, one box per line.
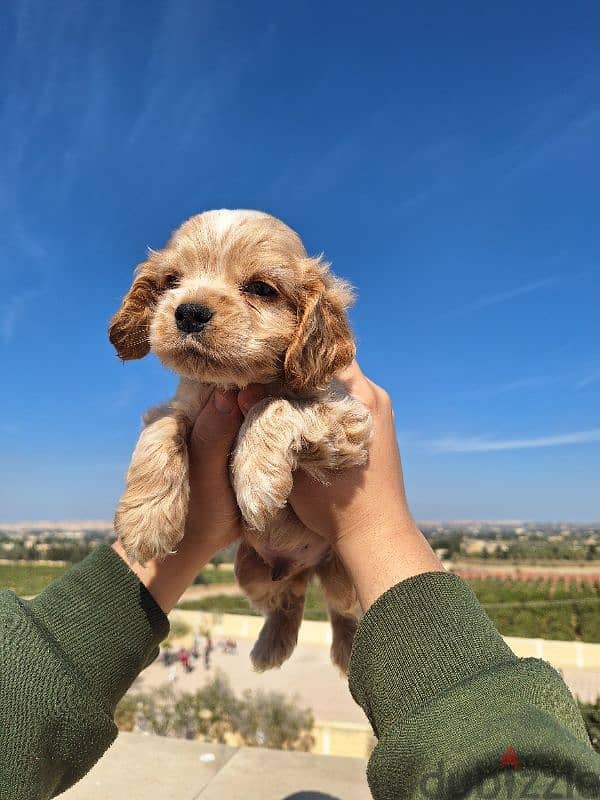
<box><xmin>109</xmin><ymin>210</ymin><xmax>371</xmax><ymax>672</ymax></box>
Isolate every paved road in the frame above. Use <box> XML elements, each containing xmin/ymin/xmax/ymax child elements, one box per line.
<box><xmin>133</xmin><ymin>617</ymin><xmax>600</xmax><ymax>724</ymax></box>
<box><xmin>133</xmin><ymin>637</ymin><xmax>368</xmax><ymax>725</ymax></box>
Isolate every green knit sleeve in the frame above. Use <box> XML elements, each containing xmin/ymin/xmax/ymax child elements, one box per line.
<box><xmin>0</xmin><ymin>543</ymin><xmax>169</xmax><ymax>800</ymax></box>
<box><xmin>348</xmin><ymin>571</ymin><xmax>600</xmax><ymax>799</ymax></box>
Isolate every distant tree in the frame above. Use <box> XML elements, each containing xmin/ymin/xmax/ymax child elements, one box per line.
<box><xmin>234</xmin><ymin>689</ymin><xmax>314</xmax><ymax>751</ymax></box>
<box><xmin>435</xmin><ymin>532</ymin><xmax>464</xmax><ymax>560</ymax></box>
<box><xmin>114</xmin><ymin>673</ymin><xmax>314</xmax><ymax>751</ymax></box>
<box><xmin>26</xmin><ymin>543</ymin><xmax>40</xmax><ymax>561</ymax></box>
<box><xmin>45</xmin><ymin>541</ymin><xmax>95</xmax><ymax>563</ymax></box>
<box><xmin>10</xmin><ymin>541</ymin><xmax>28</xmax><ymax>560</ymax></box>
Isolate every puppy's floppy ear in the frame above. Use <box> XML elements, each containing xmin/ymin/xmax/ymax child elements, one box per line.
<box><xmin>284</xmin><ymin>258</ymin><xmax>356</xmax><ymax>392</ymax></box>
<box><xmin>108</xmin><ymin>260</ymin><xmax>159</xmax><ymax>360</ymax></box>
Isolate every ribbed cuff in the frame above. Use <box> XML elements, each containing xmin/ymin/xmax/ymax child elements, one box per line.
<box><xmin>348</xmin><ymin>571</ymin><xmax>516</xmax><ymax>738</ymax></box>
<box><xmin>26</xmin><ymin>543</ymin><xmax>169</xmax><ymax>712</ymax></box>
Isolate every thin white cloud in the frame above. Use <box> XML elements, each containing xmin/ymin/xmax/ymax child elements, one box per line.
<box><xmin>466</xmin><ymin>276</ymin><xmax>560</xmax><ymax>312</ymax></box>
<box><xmin>431</xmin><ymin>428</ymin><xmax>600</xmax><ymax>453</ymax></box>
<box><xmin>576</xmin><ymin>369</ymin><xmax>600</xmax><ymax>391</ymax></box>
<box><xmin>126</xmin><ymin>0</ymin><xmax>247</xmax><ymax>150</ymax></box>
<box><xmin>441</xmin><ymin>275</ymin><xmax>560</xmax><ymax>319</ymax></box>
<box><xmin>509</xmin><ymin>108</ymin><xmax>600</xmax><ymax>176</ymax></box>
<box><xmin>489</xmin><ymin>375</ymin><xmax>552</xmax><ymax>395</ymax></box>
<box><xmin>0</xmin><ymin>289</ymin><xmax>40</xmax><ymax>344</ymax></box>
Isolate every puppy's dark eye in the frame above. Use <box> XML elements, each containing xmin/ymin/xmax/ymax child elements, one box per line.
<box><xmin>243</xmin><ymin>280</ymin><xmax>278</xmax><ymax>298</ymax></box>
<box><xmin>164</xmin><ymin>273</ymin><xmax>180</xmax><ymax>289</ymax></box>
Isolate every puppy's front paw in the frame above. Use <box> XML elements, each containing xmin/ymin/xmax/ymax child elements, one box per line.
<box><xmin>115</xmin><ymin>488</ymin><xmax>187</xmax><ymax>564</ymax></box>
<box><xmin>116</xmin><ymin>414</ymin><xmax>190</xmax><ymax>564</ymax></box>
<box><xmin>232</xmin><ymin>451</ymin><xmax>293</xmax><ymax>532</ymax></box>
<box><xmin>302</xmin><ymin>395</ymin><xmax>372</xmax><ymax>481</ymax></box>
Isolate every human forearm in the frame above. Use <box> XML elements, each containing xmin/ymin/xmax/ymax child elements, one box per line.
<box><xmin>0</xmin><ymin>545</ymin><xmax>169</xmax><ymax>799</ymax></box>
<box><xmin>336</xmin><ymin>514</ymin><xmax>443</xmax><ymax>611</ymax></box>
<box><xmin>112</xmin><ymin>528</ymin><xmax>232</xmax><ymax>614</ymax></box>
<box><xmin>348</xmin><ymin>572</ymin><xmax>600</xmax><ymax>799</ymax></box>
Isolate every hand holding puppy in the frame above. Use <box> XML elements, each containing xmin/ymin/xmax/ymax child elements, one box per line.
<box><xmin>286</xmin><ymin>361</ymin><xmax>444</xmax><ymax>611</ymax></box>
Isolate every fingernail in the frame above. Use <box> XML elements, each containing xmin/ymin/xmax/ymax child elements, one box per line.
<box><xmin>214</xmin><ymin>390</ymin><xmax>236</xmax><ymax>413</ymax></box>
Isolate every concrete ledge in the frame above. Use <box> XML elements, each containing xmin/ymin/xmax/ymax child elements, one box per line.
<box><xmin>314</xmin><ymin>720</ymin><xmax>376</xmax><ymax>759</ymax></box>
<box><xmin>60</xmin><ymin>732</ymin><xmax>370</xmax><ymax>799</ymax></box>
<box><xmin>171</xmin><ymin>609</ymin><xmax>600</xmax><ymax>669</ymax></box>
<box><xmin>171</xmin><ymin>608</ymin><xmax>334</xmax><ymax>647</ymax></box>
<box><xmin>505</xmin><ymin>636</ymin><xmax>600</xmax><ymax>668</ymax></box>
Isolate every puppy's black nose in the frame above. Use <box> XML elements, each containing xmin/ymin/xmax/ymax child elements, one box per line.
<box><xmin>175</xmin><ymin>303</ymin><xmax>213</xmax><ymax>333</ymax></box>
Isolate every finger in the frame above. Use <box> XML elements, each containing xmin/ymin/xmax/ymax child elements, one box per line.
<box><xmin>335</xmin><ymin>359</ymin><xmax>365</xmax><ymax>392</ymax></box>
<box><xmin>288</xmin><ymin>468</ymin><xmax>318</xmax><ymax>506</ymax></box>
<box><xmin>334</xmin><ymin>359</ymin><xmax>381</xmax><ymax>410</ymax></box>
<box><xmin>336</xmin><ymin>358</ymin><xmax>362</xmax><ymax>382</ymax></box>
<box><xmin>190</xmin><ymin>389</ymin><xmax>242</xmax><ymax>468</ymax></box>
<box><xmin>237</xmin><ymin>383</ymin><xmax>267</xmax><ymax>417</ymax></box>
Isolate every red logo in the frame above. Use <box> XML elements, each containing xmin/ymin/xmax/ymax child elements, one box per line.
<box><xmin>500</xmin><ymin>746</ymin><xmax>519</xmax><ymax>770</ymax></box>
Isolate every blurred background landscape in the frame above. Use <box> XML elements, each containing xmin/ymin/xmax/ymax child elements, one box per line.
<box><xmin>2</xmin><ymin>518</ymin><xmax>600</xmax><ymax>762</ymax></box>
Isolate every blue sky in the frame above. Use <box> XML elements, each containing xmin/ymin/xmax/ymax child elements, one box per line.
<box><xmin>1</xmin><ymin>0</ymin><xmax>599</xmax><ymax>522</ymax></box>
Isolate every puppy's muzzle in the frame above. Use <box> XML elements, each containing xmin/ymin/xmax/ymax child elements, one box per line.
<box><xmin>175</xmin><ymin>303</ymin><xmax>213</xmax><ymax>334</ymax></box>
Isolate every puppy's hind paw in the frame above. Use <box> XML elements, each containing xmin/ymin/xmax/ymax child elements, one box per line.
<box><xmin>250</xmin><ymin>609</ymin><xmax>300</xmax><ymax>671</ymax></box>
<box><xmin>330</xmin><ymin>612</ymin><xmax>358</xmax><ymax>675</ymax></box>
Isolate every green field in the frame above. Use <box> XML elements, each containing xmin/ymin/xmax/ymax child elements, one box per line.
<box><xmin>179</xmin><ymin>577</ymin><xmax>600</xmax><ymax>642</ymax></box>
<box><xmin>0</xmin><ymin>563</ymin><xmax>70</xmax><ymax>595</ymax></box>
<box><xmin>5</xmin><ymin>561</ymin><xmax>600</xmax><ymax>643</ymax></box>
<box><xmin>178</xmin><ymin>584</ymin><xmax>329</xmax><ymax>620</ymax></box>
<box><xmin>193</xmin><ymin>568</ymin><xmax>235</xmax><ymax>585</ymax></box>
<box><xmin>0</xmin><ymin>562</ymin><xmax>235</xmax><ymax>597</ymax></box>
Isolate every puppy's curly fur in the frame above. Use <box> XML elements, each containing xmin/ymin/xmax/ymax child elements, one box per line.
<box><xmin>109</xmin><ymin>210</ymin><xmax>371</xmax><ymax>672</ymax></box>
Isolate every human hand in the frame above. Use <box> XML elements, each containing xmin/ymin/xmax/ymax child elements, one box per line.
<box><xmin>287</xmin><ymin>361</ymin><xmax>410</xmax><ymax>544</ymax></box>
<box><xmin>184</xmin><ymin>388</ymin><xmax>248</xmax><ymax>548</ymax></box>
<box><xmin>114</xmin><ymin>387</ymin><xmax>256</xmax><ymax>612</ymax></box>
<box><xmin>287</xmin><ymin>361</ymin><xmax>443</xmax><ymax>608</ymax></box>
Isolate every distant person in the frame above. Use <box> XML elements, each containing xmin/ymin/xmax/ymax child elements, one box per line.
<box><xmin>204</xmin><ymin>632</ymin><xmax>213</xmax><ymax>670</ymax></box>
<box><xmin>191</xmin><ymin>632</ymin><xmax>202</xmax><ymax>660</ymax></box>
<box><xmin>161</xmin><ymin>645</ymin><xmax>173</xmax><ymax>667</ymax></box>
<box><xmin>178</xmin><ymin>647</ymin><xmax>192</xmax><ymax>673</ymax></box>
<box><xmin>223</xmin><ymin>637</ymin><xmax>237</xmax><ymax>655</ymax></box>
<box><xmin>1</xmin><ymin>368</ymin><xmax>599</xmax><ymax>800</ymax></box>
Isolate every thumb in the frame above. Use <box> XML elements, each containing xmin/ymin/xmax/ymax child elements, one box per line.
<box><xmin>190</xmin><ymin>389</ymin><xmax>242</xmax><ymax>467</ymax></box>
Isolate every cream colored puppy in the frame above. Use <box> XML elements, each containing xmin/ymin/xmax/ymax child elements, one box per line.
<box><xmin>109</xmin><ymin>210</ymin><xmax>371</xmax><ymax>671</ymax></box>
